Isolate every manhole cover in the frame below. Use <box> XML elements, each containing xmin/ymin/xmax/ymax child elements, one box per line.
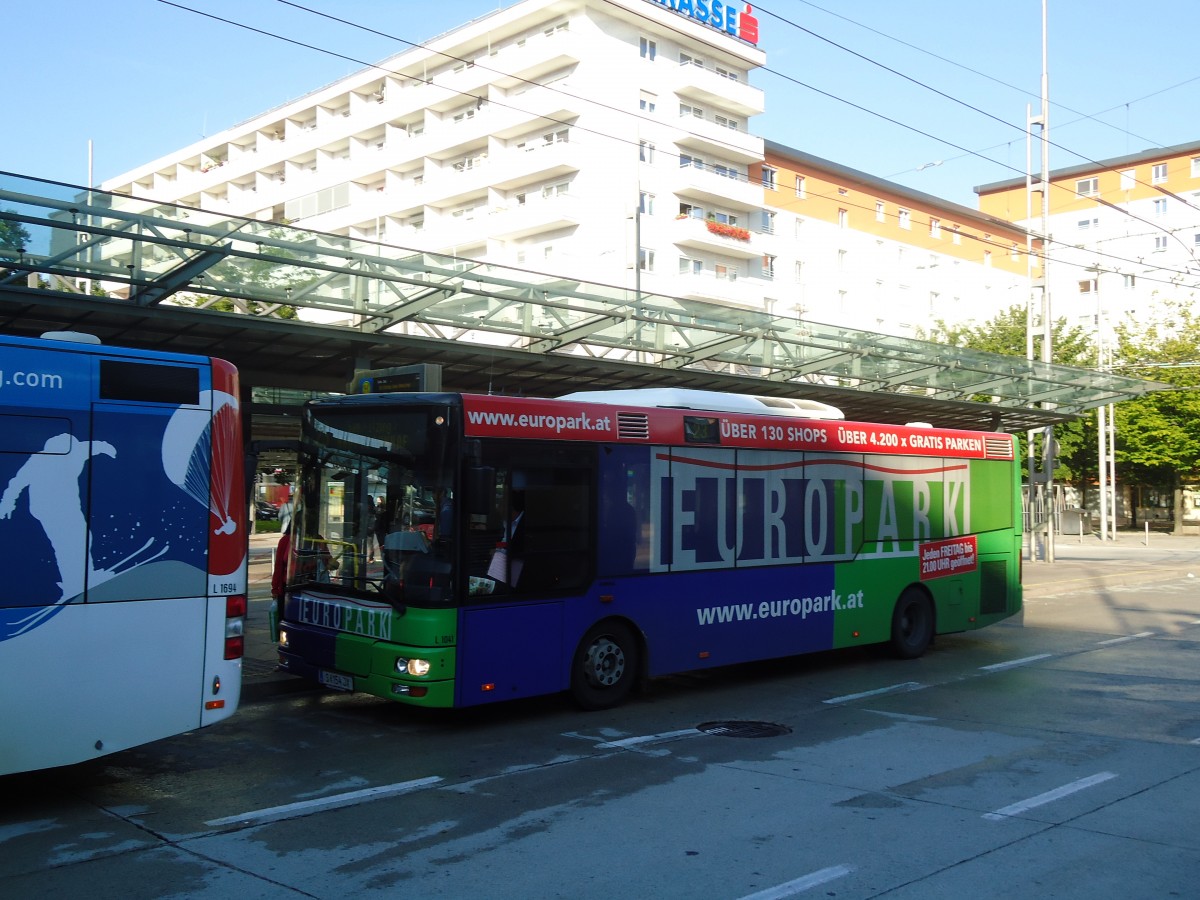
<box><xmin>697</xmin><ymin>721</ymin><xmax>792</xmax><ymax>739</ymax></box>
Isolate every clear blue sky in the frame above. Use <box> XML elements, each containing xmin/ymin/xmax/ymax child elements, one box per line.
<box><xmin>6</xmin><ymin>0</ymin><xmax>1198</xmax><ymax>208</ymax></box>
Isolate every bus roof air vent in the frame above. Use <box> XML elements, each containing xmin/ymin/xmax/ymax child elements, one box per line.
<box><xmin>984</xmin><ymin>436</ymin><xmax>1014</xmax><ymax>460</ymax></box>
<box><xmin>617</xmin><ymin>412</ymin><xmax>650</xmax><ymax>440</ymax></box>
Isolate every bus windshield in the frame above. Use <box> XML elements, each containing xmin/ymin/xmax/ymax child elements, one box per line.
<box><xmin>294</xmin><ymin>402</ymin><xmax>457</xmax><ymax>607</ymax></box>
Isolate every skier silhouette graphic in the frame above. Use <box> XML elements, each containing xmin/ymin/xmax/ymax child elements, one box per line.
<box><xmin>0</xmin><ymin>434</ymin><xmax>116</xmax><ymax>603</ymax></box>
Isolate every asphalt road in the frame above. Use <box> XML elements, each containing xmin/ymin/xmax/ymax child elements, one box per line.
<box><xmin>3</xmin><ymin>530</ymin><xmax>1198</xmax><ymax>899</ymax></box>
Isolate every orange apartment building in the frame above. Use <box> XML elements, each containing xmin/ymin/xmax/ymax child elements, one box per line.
<box><xmin>976</xmin><ymin>140</ymin><xmax>1200</xmax><ymax>339</ymax></box>
<box><xmin>754</xmin><ymin>140</ymin><xmax>1035</xmax><ymax>338</ymax></box>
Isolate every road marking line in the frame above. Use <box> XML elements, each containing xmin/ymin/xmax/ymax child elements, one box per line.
<box><xmin>205</xmin><ymin>775</ymin><xmax>443</xmax><ymax>828</ymax></box>
<box><xmin>736</xmin><ymin>864</ymin><xmax>854</xmax><ymax>899</ymax></box>
<box><xmin>824</xmin><ymin>681</ymin><xmax>923</xmax><ymax>704</ymax></box>
<box><xmin>1097</xmin><ymin>632</ymin><xmax>1154</xmax><ymax>645</ymax></box>
<box><xmin>980</xmin><ymin>653</ymin><xmax>1053</xmax><ymax>672</ymax></box>
<box><xmin>595</xmin><ymin>728</ymin><xmax>700</xmax><ymax>749</ymax></box>
<box><xmin>983</xmin><ymin>772</ymin><xmax>1117</xmax><ymax>821</ymax></box>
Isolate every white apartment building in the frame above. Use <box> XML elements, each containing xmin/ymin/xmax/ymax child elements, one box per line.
<box><xmin>103</xmin><ymin>0</ymin><xmax>766</xmax><ymax>307</ymax></box>
<box><xmin>977</xmin><ymin>141</ymin><xmax>1200</xmax><ymax>350</ymax></box>
<box><xmin>102</xmin><ymin>0</ymin><xmax>1030</xmax><ymax>340</ymax></box>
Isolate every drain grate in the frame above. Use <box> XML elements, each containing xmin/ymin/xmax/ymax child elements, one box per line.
<box><xmin>697</xmin><ymin>720</ymin><xmax>792</xmax><ymax>739</ymax></box>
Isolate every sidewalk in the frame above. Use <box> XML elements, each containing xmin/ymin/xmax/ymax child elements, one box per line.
<box><xmin>238</xmin><ymin>529</ymin><xmax>1200</xmax><ymax>703</ymax></box>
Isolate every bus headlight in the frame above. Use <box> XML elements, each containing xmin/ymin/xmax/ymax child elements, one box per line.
<box><xmin>396</xmin><ymin>657</ymin><xmax>431</xmax><ymax>677</ymax></box>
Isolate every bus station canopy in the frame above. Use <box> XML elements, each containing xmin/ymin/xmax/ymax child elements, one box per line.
<box><xmin>0</xmin><ymin>171</ymin><xmax>1169</xmax><ymax>434</ymax></box>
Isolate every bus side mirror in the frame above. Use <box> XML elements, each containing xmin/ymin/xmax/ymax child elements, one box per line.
<box><xmin>466</xmin><ymin>465</ymin><xmax>494</xmax><ymax>516</ymax></box>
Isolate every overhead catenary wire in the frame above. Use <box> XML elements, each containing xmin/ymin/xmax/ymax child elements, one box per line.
<box><xmin>150</xmin><ymin>0</ymin><xmax>1200</xmax><ymax>293</ymax></box>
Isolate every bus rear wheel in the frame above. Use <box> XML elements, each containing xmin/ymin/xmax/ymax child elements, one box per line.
<box><xmin>890</xmin><ymin>587</ymin><xmax>934</xmax><ymax>659</ymax></box>
<box><xmin>570</xmin><ymin>620</ymin><xmax>639</xmax><ymax>710</ymax></box>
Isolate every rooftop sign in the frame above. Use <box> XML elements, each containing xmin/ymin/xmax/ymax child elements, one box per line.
<box><xmin>645</xmin><ymin>0</ymin><xmax>760</xmax><ymax>45</ymax></box>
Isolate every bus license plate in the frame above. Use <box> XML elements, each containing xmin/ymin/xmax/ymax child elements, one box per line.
<box><xmin>319</xmin><ymin>669</ymin><xmax>353</xmax><ymax>692</ymax></box>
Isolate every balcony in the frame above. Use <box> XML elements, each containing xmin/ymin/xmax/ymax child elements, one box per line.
<box><xmin>670</xmin><ymin>162</ymin><xmax>763</xmax><ymax>210</ymax></box>
<box><xmin>643</xmin><ymin>268</ymin><xmax>767</xmax><ymax>307</ymax></box>
<box><xmin>486</xmin><ymin>196</ymin><xmax>580</xmax><ymax>241</ymax></box>
<box><xmin>674</xmin><ymin>116</ymin><xmax>763</xmax><ymax>164</ymax></box>
<box><xmin>672</xmin><ymin>216</ymin><xmax>760</xmax><ymax>259</ymax></box>
<box><xmin>488</xmin><ymin>139</ymin><xmax>581</xmax><ymax>193</ymax></box>
<box><xmin>671</xmin><ymin>63</ymin><xmax>765</xmax><ymax>118</ymax></box>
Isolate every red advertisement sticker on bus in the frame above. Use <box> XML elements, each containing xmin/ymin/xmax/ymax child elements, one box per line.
<box><xmin>919</xmin><ymin>536</ymin><xmax>978</xmax><ymax>580</ymax></box>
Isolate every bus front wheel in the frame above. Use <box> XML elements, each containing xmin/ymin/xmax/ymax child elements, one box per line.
<box><xmin>890</xmin><ymin>587</ymin><xmax>934</xmax><ymax>659</ymax></box>
<box><xmin>570</xmin><ymin>620</ymin><xmax>639</xmax><ymax>710</ymax></box>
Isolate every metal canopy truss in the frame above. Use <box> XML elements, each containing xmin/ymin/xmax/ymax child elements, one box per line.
<box><xmin>0</xmin><ymin>171</ymin><xmax>1169</xmax><ymax>432</ymax></box>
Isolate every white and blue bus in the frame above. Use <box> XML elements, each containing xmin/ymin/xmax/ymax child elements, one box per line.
<box><xmin>0</xmin><ymin>332</ymin><xmax>247</xmax><ymax>774</ymax></box>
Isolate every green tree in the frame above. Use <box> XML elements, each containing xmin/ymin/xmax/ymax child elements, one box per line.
<box><xmin>1111</xmin><ymin>300</ymin><xmax>1200</xmax><ymax>524</ymax></box>
<box><xmin>171</xmin><ymin>233</ymin><xmax>305</xmax><ymax>319</ymax></box>
<box><xmin>0</xmin><ymin>214</ymin><xmax>32</xmax><ymax>251</ymax></box>
<box><xmin>921</xmin><ymin>304</ymin><xmax>1097</xmax><ymax>483</ymax></box>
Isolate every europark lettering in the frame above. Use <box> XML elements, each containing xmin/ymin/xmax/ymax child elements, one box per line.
<box><xmin>645</xmin><ymin>0</ymin><xmax>760</xmax><ymax>45</ymax></box>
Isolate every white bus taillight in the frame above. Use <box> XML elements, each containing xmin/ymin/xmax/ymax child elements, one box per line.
<box><xmin>225</xmin><ymin>595</ymin><xmax>247</xmax><ymax>660</ymax></box>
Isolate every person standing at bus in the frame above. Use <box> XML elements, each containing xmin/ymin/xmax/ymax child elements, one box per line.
<box><xmin>270</xmin><ymin>524</ymin><xmax>290</xmax><ymax>641</ymax></box>
<box><xmin>371</xmin><ymin>497</ymin><xmax>387</xmax><ymax>561</ymax></box>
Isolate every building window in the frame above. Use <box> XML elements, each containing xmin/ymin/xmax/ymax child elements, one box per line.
<box><xmin>1120</xmin><ymin>168</ymin><xmax>1136</xmax><ymax>190</ymax></box>
<box><xmin>639</xmin><ymin>248</ymin><xmax>655</xmax><ymax>271</ymax></box>
<box><xmin>930</xmin><ymin>217</ymin><xmax>941</xmax><ymax>238</ymax></box>
<box><xmin>639</xmin><ymin>141</ymin><xmax>654</xmax><ymax>163</ymax></box>
<box><xmin>1123</xmin><ymin>274</ymin><xmax>1137</xmax><ymax>289</ymax></box>
<box><xmin>679</xmin><ymin>52</ymin><xmax>703</xmax><ymax>68</ymax></box>
<box><xmin>1076</xmin><ymin>177</ymin><xmax>1099</xmax><ymax>197</ymax></box>
<box><xmin>680</xmin><ymin>103</ymin><xmax>703</xmax><ymax>119</ymax></box>
<box><xmin>837</xmin><ymin>249</ymin><xmax>847</xmax><ymax>271</ymax></box>
<box><xmin>1078</xmin><ymin>218</ymin><xmax>1098</xmax><ymax>230</ymax></box>
<box><xmin>795</xmin><ymin>175</ymin><xmax>806</xmax><ymax>198</ymax></box>
<box><xmin>952</xmin><ymin>225</ymin><xmax>961</xmax><ymax>245</ymax></box>
<box><xmin>1078</xmin><ymin>280</ymin><xmax>1095</xmax><ymax>294</ymax></box>
<box><xmin>680</xmin><ymin>153</ymin><xmax>703</xmax><ymax>169</ymax></box>
<box><xmin>1192</xmin><ymin>158</ymin><xmax>1200</xmax><ymax>178</ymax></box>
<box><xmin>679</xmin><ymin>202</ymin><xmax>703</xmax><ymax>218</ymax></box>
<box><xmin>1152</xmin><ymin>162</ymin><xmax>1168</xmax><ymax>184</ymax></box>
<box><xmin>898</xmin><ymin>208</ymin><xmax>911</xmax><ymax>230</ymax></box>
<box><xmin>542</xmin><ymin>181</ymin><xmax>569</xmax><ymax>199</ymax></box>
<box><xmin>640</xmin><ymin>37</ymin><xmax>656</xmax><ymax>60</ymax></box>
<box><xmin>793</xmin><ymin>260</ymin><xmax>804</xmax><ymax>282</ymax></box>
<box><xmin>1154</xmin><ymin>235</ymin><xmax>1168</xmax><ymax>251</ymax></box>
<box><xmin>639</xmin><ymin>91</ymin><xmax>656</xmax><ymax>114</ymax></box>
<box><xmin>984</xmin><ymin>250</ymin><xmax>992</xmax><ymax>266</ymax></box>
<box><xmin>714</xmin><ymin>115</ymin><xmax>739</xmax><ymax>130</ymax></box>
<box><xmin>1154</xmin><ymin>198</ymin><xmax>1168</xmax><ymax>216</ymax></box>
<box><xmin>761</xmin><ymin>210</ymin><xmax>776</xmax><ymax>233</ymax></box>
<box><xmin>875</xmin><ymin>201</ymin><xmax>885</xmax><ymax>222</ymax></box>
<box><xmin>837</xmin><ymin>208</ymin><xmax>848</xmax><ymax>229</ymax></box>
<box><xmin>679</xmin><ymin>257</ymin><xmax>702</xmax><ymax>275</ymax></box>
<box><xmin>1010</xmin><ymin>243</ymin><xmax>1019</xmax><ymax>261</ymax></box>
<box><xmin>761</xmin><ymin>166</ymin><xmax>777</xmax><ymax>190</ymax></box>
<box><xmin>762</xmin><ymin>254</ymin><xmax>776</xmax><ymax>279</ymax></box>
<box><xmin>639</xmin><ymin>192</ymin><xmax>654</xmax><ymax>215</ymax></box>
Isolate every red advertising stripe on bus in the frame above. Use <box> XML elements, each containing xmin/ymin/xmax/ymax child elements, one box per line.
<box><xmin>919</xmin><ymin>536</ymin><xmax>978</xmax><ymax>580</ymax></box>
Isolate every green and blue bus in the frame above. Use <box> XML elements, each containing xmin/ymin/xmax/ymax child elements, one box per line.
<box><xmin>277</xmin><ymin>387</ymin><xmax>1022</xmax><ymax>709</ymax></box>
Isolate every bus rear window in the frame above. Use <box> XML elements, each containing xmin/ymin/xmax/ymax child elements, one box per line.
<box><xmin>100</xmin><ymin>361</ymin><xmax>200</xmax><ymax>404</ymax></box>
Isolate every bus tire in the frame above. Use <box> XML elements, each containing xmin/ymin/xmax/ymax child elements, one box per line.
<box><xmin>890</xmin><ymin>587</ymin><xmax>934</xmax><ymax>659</ymax></box>
<box><xmin>570</xmin><ymin>620</ymin><xmax>639</xmax><ymax>710</ymax></box>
